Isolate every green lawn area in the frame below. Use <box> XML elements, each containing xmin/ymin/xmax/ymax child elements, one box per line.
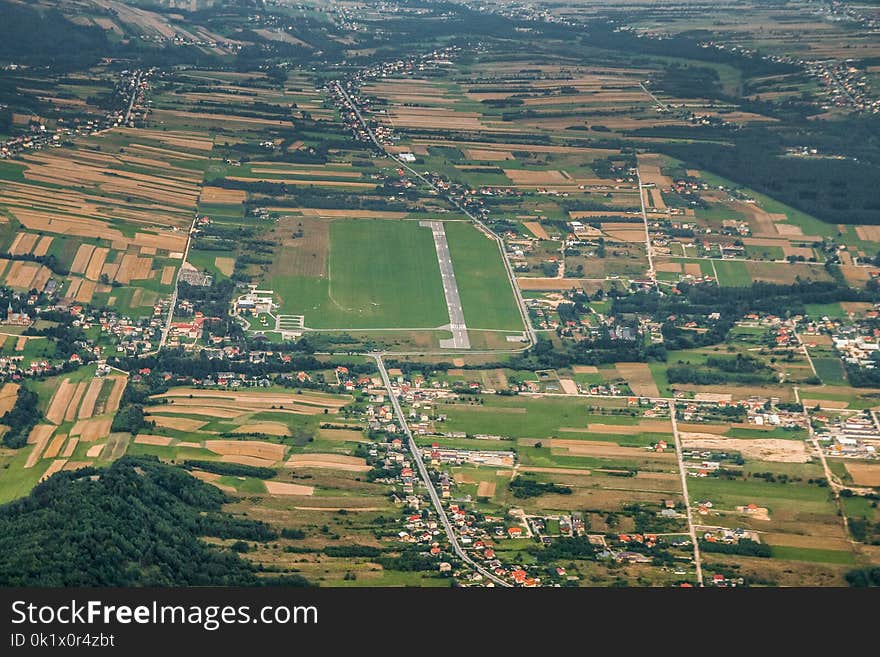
<box><xmin>805</xmin><ymin>302</ymin><xmax>846</xmax><ymax>320</ymax></box>
<box><xmin>813</xmin><ymin>357</ymin><xmax>847</xmax><ymax>386</ymax></box>
<box><xmin>713</xmin><ymin>260</ymin><xmax>751</xmax><ymax>287</ymax></box>
<box><xmin>270</xmin><ymin>219</ymin><xmax>447</xmax><ymax>329</ymax></box>
<box><xmin>438</xmin><ymin>395</ymin><xmax>641</xmax><ymax>438</ymax></box>
<box><xmin>688</xmin><ymin>477</ymin><xmax>835</xmax><ymax>513</ymax></box>
<box><xmin>0</xmin><ymin>445</ymin><xmax>51</xmax><ymax>504</ymax></box>
<box><xmin>769</xmin><ymin>545</ymin><xmax>856</xmax><ymax>565</ymax></box>
<box><xmin>445</xmin><ymin>221</ymin><xmax>524</xmax><ymax>331</ymax></box>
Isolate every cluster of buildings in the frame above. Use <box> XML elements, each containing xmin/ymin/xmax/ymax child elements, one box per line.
<box><xmin>422</xmin><ymin>446</ymin><xmax>516</xmax><ymax>468</ymax></box>
<box><xmin>1</xmin><ymin>69</ymin><xmax>151</xmax><ymax>160</ymax></box>
<box><xmin>815</xmin><ymin>412</ymin><xmax>880</xmax><ymax>459</ymax></box>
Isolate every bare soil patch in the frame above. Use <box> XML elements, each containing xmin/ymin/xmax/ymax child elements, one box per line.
<box><xmin>680</xmin><ymin>433</ymin><xmax>809</xmax><ymax>462</ymax></box>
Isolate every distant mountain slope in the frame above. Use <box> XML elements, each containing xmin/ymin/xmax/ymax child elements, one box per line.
<box><xmin>0</xmin><ymin>1</ymin><xmax>110</xmax><ymax>70</ymax></box>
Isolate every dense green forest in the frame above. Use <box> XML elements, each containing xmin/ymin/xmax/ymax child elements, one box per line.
<box><xmin>0</xmin><ymin>457</ymin><xmax>308</xmax><ymax>586</ymax></box>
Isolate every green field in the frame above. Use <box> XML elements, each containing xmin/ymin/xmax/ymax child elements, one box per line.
<box><xmin>439</xmin><ymin>395</ymin><xmax>647</xmax><ymax>439</ymax></box>
<box><xmin>444</xmin><ymin>221</ymin><xmax>524</xmax><ymax>331</ymax></box>
<box><xmin>270</xmin><ymin>219</ymin><xmax>447</xmax><ymax>329</ymax></box>
<box><xmin>813</xmin><ymin>357</ymin><xmax>847</xmax><ymax>386</ymax></box>
<box><xmin>769</xmin><ymin>545</ymin><xmax>856</xmax><ymax>565</ymax></box>
<box><xmin>688</xmin><ymin>477</ymin><xmax>835</xmax><ymax>513</ymax></box>
<box><xmin>713</xmin><ymin>260</ymin><xmax>751</xmax><ymax>286</ymax></box>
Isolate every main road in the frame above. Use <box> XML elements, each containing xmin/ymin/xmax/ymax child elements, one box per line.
<box><xmin>123</xmin><ymin>70</ymin><xmax>143</xmax><ymax>125</ymax></box>
<box><xmin>334</xmin><ymin>81</ymin><xmax>536</xmax><ymax>348</ymax></box>
<box><xmin>155</xmin><ymin>213</ymin><xmax>199</xmax><ymax>352</ymax></box>
<box><xmin>668</xmin><ymin>400</ymin><xmax>704</xmax><ymax>586</ymax></box>
<box><xmin>373</xmin><ymin>354</ymin><xmax>511</xmax><ymax>586</ymax></box>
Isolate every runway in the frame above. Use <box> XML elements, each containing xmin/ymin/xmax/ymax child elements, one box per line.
<box><xmin>421</xmin><ymin>220</ymin><xmax>470</xmax><ymax>349</ymax></box>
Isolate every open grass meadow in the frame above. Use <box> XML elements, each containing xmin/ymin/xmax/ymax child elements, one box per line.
<box><xmin>270</xmin><ymin>219</ymin><xmax>448</xmax><ymax>329</ymax></box>
<box><xmin>444</xmin><ymin>221</ymin><xmax>524</xmax><ymax>331</ymax></box>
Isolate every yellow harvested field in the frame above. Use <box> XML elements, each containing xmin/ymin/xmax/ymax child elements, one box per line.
<box><xmin>284</xmin><ymin>453</ymin><xmax>369</xmax><ymax>472</ymax></box>
<box><xmin>70</xmin><ymin>244</ymin><xmax>95</xmax><ymax>274</ymax></box>
<box><xmin>504</xmin><ymin>169</ymin><xmax>569</xmax><ymax>185</ymax></box>
<box><xmin>236</xmin><ymin>422</ymin><xmax>291</xmax><ymax>436</ymax></box>
<box><xmin>14</xmin><ymin>337</ymin><xmax>27</xmax><ymax>351</ymax></box>
<box><xmin>153</xmin><ymin>388</ymin><xmax>350</xmax><ymax>410</ymax></box>
<box><xmin>75</xmin><ymin>279</ymin><xmax>95</xmax><ymax>303</ymax></box>
<box><xmin>679</xmin><ymin>432</ymin><xmax>809</xmax><ymax>463</ymax></box>
<box><xmin>477</xmin><ymin>481</ymin><xmax>497</xmax><ymax>497</ymax></box>
<box><xmin>115</xmin><ymin>254</ymin><xmax>153</xmax><ymax>284</ymax></box>
<box><xmin>5</xmin><ymin>261</ymin><xmax>41</xmax><ymax>289</ymax></box>
<box><xmin>85</xmin><ymin>444</ymin><xmax>105</xmax><ymax>458</ymax></box>
<box><xmin>572</xmin><ymin>365</ymin><xmax>598</xmax><ymax>374</ymax></box>
<box><xmin>70</xmin><ymin>417</ymin><xmax>112</xmax><ymax>442</ymax></box>
<box><xmin>214</xmin><ymin>257</ymin><xmax>235</xmax><ymax>276</ymax></box>
<box><xmin>801</xmin><ymin>398</ymin><xmax>850</xmax><ymax>409</ymax></box>
<box><xmin>522</xmin><ymin>221</ymin><xmax>549</xmax><ymax>239</ymax></box>
<box><xmin>64</xmin><ymin>381</ymin><xmax>88</xmax><ymax>422</ymax></box>
<box><xmin>105</xmin><ymin>376</ymin><xmax>127</xmax><ymax>413</ymax></box>
<box><xmin>517</xmin><ymin>277</ymin><xmax>596</xmax><ymax>291</ymax></box>
<box><xmin>134</xmin><ymin>434</ymin><xmax>175</xmax><ymax>446</ymax></box>
<box><xmin>149</xmin><ymin>406</ymin><xmax>243</xmax><ymax>419</ymax></box>
<box><xmin>25</xmin><ymin>425</ymin><xmax>55</xmax><ymax>468</ymax></box>
<box><xmin>205</xmin><ymin>440</ymin><xmax>286</xmax><ymax>461</ymax></box>
<box><xmin>43</xmin><ymin>433</ymin><xmax>68</xmax><ymax>460</ymax></box>
<box><xmin>160</xmin><ymin>265</ymin><xmax>176</xmax><ymax>286</ymax></box>
<box><xmin>0</xmin><ymin>383</ymin><xmax>20</xmax><ymax>415</ymax></box>
<box><xmin>62</xmin><ymin>461</ymin><xmax>92</xmax><ymax>472</ymax></box>
<box><xmin>465</xmin><ymin>148</ymin><xmax>514</xmax><ymax>160</ymax></box>
<box><xmin>200</xmin><ymin>186</ymin><xmax>246</xmax><ymax>204</ymax></box>
<box><xmin>684</xmin><ymin>263</ymin><xmax>703</xmax><ymax>277</ymax></box>
<box><xmin>655</xmin><ymin>262</ymin><xmax>682</xmax><ymax>273</ymax></box>
<box><xmin>77</xmin><ymin>378</ymin><xmax>103</xmax><ymax>419</ymax></box>
<box><xmin>176</xmin><ymin>441</ymin><xmax>202</xmax><ymax>449</ymax></box>
<box><xmin>46</xmin><ymin>379</ymin><xmax>76</xmax><ymax>425</ymax></box>
<box><xmin>264</xmin><ymin>481</ymin><xmax>315</xmax><ymax>496</ymax></box>
<box><xmin>40</xmin><ymin>459</ymin><xmax>68</xmax><ymax>481</ymax></box>
<box><xmin>149</xmin><ymin>415</ymin><xmax>206</xmax><ymax>432</ymax></box>
<box><xmin>61</xmin><ymin>437</ymin><xmax>79</xmax><ymax>458</ymax></box>
<box><xmin>550</xmin><ymin>438</ymin><xmax>673</xmax><ymax>461</ymax></box>
<box><xmin>84</xmin><ymin>247</ymin><xmax>109</xmax><ymax>281</ymax></box>
<box><xmin>559</xmin><ymin>378</ymin><xmax>579</xmax><ymax>395</ymax></box>
<box><xmin>845</xmin><ymin>462</ymin><xmax>880</xmax><ymax>487</ymax></box>
<box><xmin>580</xmin><ymin>422</ymin><xmax>667</xmax><ymax>435</ymax></box>
<box><xmin>638</xmin><ymin>154</ymin><xmax>673</xmax><ymax>188</ymax></box>
<box><xmin>616</xmin><ymin>362</ymin><xmax>660</xmax><ymax>397</ymax></box>
<box><xmin>855</xmin><ymin>226</ymin><xmax>880</xmax><ymax>242</ymax></box>
<box><xmin>9</xmin><ymin>232</ymin><xmax>40</xmax><ymax>255</ymax></box>
<box><xmin>603</xmin><ymin>228</ymin><xmax>646</xmax><ymax>243</ymax></box>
